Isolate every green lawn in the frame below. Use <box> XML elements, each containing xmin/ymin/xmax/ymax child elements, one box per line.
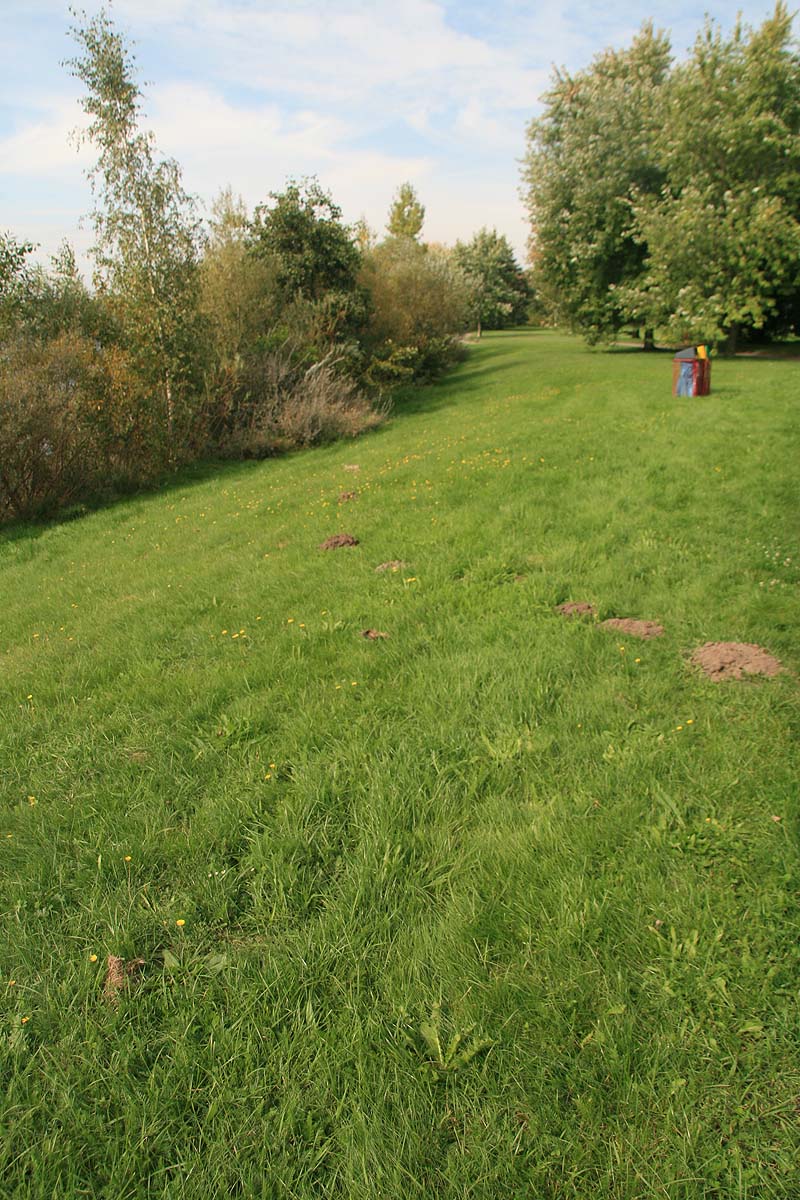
<box><xmin>2</xmin><ymin>330</ymin><xmax>798</xmax><ymax>1198</ymax></box>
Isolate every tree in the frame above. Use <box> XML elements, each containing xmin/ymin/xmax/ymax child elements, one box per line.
<box><xmin>0</xmin><ymin>232</ymin><xmax>35</xmax><ymax>336</ymax></box>
<box><xmin>453</xmin><ymin>228</ymin><xmax>530</xmax><ymax>336</ymax></box>
<box><xmin>360</xmin><ymin>238</ymin><xmax>471</xmax><ymax>379</ymax></box>
<box><xmin>69</xmin><ymin>7</ymin><xmax>203</xmax><ymax>453</ymax></box>
<box><xmin>251</xmin><ymin>180</ymin><xmax>361</xmax><ymax>303</ymax></box>
<box><xmin>386</xmin><ymin>182</ymin><xmax>425</xmax><ymax>240</ymax></box>
<box><xmin>200</xmin><ymin>188</ymin><xmax>278</xmax><ymax>370</ymax></box>
<box><xmin>522</xmin><ymin>23</ymin><xmax>671</xmax><ymax>345</ymax></box>
<box><xmin>249</xmin><ymin>179</ymin><xmax>367</xmax><ymax>354</ymax></box>
<box><xmin>622</xmin><ymin>4</ymin><xmax>800</xmax><ymax>349</ymax></box>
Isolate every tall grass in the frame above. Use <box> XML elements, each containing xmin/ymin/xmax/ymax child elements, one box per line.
<box><xmin>1</xmin><ymin>331</ymin><xmax>798</xmax><ymax>1198</ymax></box>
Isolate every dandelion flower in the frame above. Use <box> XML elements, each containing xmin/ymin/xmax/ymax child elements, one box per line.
<box><xmin>287</xmin><ymin>618</ymin><xmax>294</xmax><ymax>624</ymax></box>
<box><xmin>21</xmin><ymin>1016</ymin><xmax>29</xmax><ymax>1024</ymax></box>
<box><xmin>124</xmin><ymin>855</ymin><xmax>131</xmax><ymax>862</ymax></box>
<box><xmin>176</xmin><ymin>919</ymin><xmax>186</xmax><ymax>928</ymax></box>
<box><xmin>89</xmin><ymin>954</ymin><xmax>98</xmax><ymax>963</ymax></box>
<box><xmin>27</xmin><ymin>796</ymin><xmax>36</xmax><ymax>806</ymax></box>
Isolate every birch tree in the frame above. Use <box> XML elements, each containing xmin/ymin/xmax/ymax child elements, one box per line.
<box><xmin>69</xmin><ymin>7</ymin><xmax>202</xmax><ymax>454</ymax></box>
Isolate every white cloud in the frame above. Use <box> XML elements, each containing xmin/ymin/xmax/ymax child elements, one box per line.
<box><xmin>0</xmin><ymin>100</ymin><xmax>86</xmax><ymax>176</ymax></box>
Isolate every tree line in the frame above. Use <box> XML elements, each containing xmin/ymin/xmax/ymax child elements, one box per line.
<box><xmin>522</xmin><ymin>3</ymin><xmax>800</xmax><ymax>350</ymax></box>
<box><xmin>0</xmin><ymin>9</ymin><xmax>530</xmax><ymax>522</ymax></box>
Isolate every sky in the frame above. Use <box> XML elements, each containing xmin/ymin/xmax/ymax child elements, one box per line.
<box><xmin>1</xmin><ymin>0</ymin><xmax>793</xmax><ymax>276</ymax></box>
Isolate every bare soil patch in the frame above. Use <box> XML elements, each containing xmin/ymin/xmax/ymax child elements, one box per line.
<box><xmin>375</xmin><ymin>560</ymin><xmax>407</xmax><ymax>572</ymax></box>
<box><xmin>344</xmin><ymin>464</ymin><xmax>360</xmax><ymax>473</ymax></box>
<box><xmin>361</xmin><ymin>629</ymin><xmax>389</xmax><ymax>640</ymax></box>
<box><xmin>601</xmin><ymin>618</ymin><xmax>664</xmax><ymax>639</ymax></box>
<box><xmin>691</xmin><ymin>641</ymin><xmax>784</xmax><ymax>681</ymax></box>
<box><xmin>338</xmin><ymin>491</ymin><xmax>357</xmax><ymax>502</ymax></box>
<box><xmin>319</xmin><ymin>533</ymin><xmax>359</xmax><ymax>550</ymax></box>
<box><xmin>557</xmin><ymin>601</ymin><xmax>596</xmax><ymax>618</ymax></box>
<box><xmin>103</xmin><ymin>954</ymin><xmax>145</xmax><ymax>1003</ymax></box>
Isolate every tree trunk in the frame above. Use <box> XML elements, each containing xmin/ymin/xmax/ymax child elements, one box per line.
<box><xmin>725</xmin><ymin>322</ymin><xmax>740</xmax><ymax>356</ymax></box>
<box><xmin>643</xmin><ymin>327</ymin><xmax>655</xmax><ymax>351</ymax></box>
<box><xmin>476</xmin><ymin>315</ymin><xmax>482</xmax><ymax>340</ymax></box>
<box><xmin>138</xmin><ymin>210</ymin><xmax>174</xmax><ymax>459</ymax></box>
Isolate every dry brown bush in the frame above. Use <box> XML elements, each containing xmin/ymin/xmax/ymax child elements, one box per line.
<box><xmin>209</xmin><ymin>351</ymin><xmax>386</xmax><ymax>458</ymax></box>
<box><xmin>274</xmin><ymin>364</ymin><xmax>386</xmax><ymax>447</ymax></box>
<box><xmin>0</xmin><ymin>333</ymin><xmax>105</xmax><ymax>519</ymax></box>
<box><xmin>0</xmin><ymin>332</ymin><xmax>165</xmax><ymax>521</ymax></box>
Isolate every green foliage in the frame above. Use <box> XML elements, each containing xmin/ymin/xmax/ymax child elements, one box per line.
<box><xmin>69</xmin><ymin>6</ymin><xmax>204</xmax><ymax>447</ymax></box>
<box><xmin>524</xmin><ymin>6</ymin><xmax>800</xmax><ymax>347</ymax></box>
<box><xmin>251</xmin><ymin>179</ymin><xmax>362</xmax><ymax>308</ymax></box>
<box><xmin>0</xmin><ymin>231</ymin><xmax>36</xmax><ymax>331</ymax></box>
<box><xmin>453</xmin><ymin>228</ymin><xmax>530</xmax><ymax>332</ymax></box>
<box><xmin>386</xmin><ymin>181</ymin><xmax>425</xmax><ymax>240</ymax></box>
<box><xmin>360</xmin><ymin>239</ymin><xmax>471</xmax><ymax>378</ymax></box>
<box><xmin>622</xmin><ymin>4</ymin><xmax>800</xmax><ymax>347</ymax></box>
<box><xmin>523</xmin><ymin>23</ymin><xmax>671</xmax><ymax>343</ymax></box>
<box><xmin>1</xmin><ymin>241</ymin><xmax>107</xmax><ymax>344</ymax></box>
<box><xmin>200</xmin><ymin>187</ymin><xmax>279</xmax><ymax>368</ymax></box>
<box><xmin>0</xmin><ymin>331</ymin><xmax>158</xmax><ymax>520</ymax></box>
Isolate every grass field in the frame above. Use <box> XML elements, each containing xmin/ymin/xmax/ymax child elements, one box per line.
<box><xmin>2</xmin><ymin>330</ymin><xmax>799</xmax><ymax>1198</ymax></box>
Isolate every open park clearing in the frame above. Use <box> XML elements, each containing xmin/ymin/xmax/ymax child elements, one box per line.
<box><xmin>2</xmin><ymin>330</ymin><xmax>798</xmax><ymax>1198</ymax></box>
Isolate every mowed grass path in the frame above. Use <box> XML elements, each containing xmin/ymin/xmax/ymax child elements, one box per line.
<box><xmin>2</xmin><ymin>331</ymin><xmax>799</xmax><ymax>1199</ymax></box>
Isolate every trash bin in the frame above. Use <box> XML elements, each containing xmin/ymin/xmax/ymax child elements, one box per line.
<box><xmin>672</xmin><ymin>346</ymin><xmax>711</xmax><ymax>396</ymax></box>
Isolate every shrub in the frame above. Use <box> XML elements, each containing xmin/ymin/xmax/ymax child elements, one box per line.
<box><xmin>360</xmin><ymin>239</ymin><xmax>471</xmax><ymax>378</ymax></box>
<box><xmin>0</xmin><ymin>332</ymin><xmax>163</xmax><ymax>521</ymax></box>
<box><xmin>206</xmin><ymin>345</ymin><xmax>386</xmax><ymax>459</ymax></box>
<box><xmin>0</xmin><ymin>333</ymin><xmax>102</xmax><ymax>519</ymax></box>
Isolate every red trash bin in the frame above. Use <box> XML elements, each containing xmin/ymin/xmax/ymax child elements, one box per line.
<box><xmin>673</xmin><ymin>347</ymin><xmax>711</xmax><ymax>396</ymax></box>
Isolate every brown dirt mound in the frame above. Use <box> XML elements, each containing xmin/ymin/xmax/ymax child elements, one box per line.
<box><xmin>691</xmin><ymin>641</ymin><xmax>784</xmax><ymax>681</ymax></box>
<box><xmin>361</xmin><ymin>629</ymin><xmax>389</xmax><ymax>640</ymax></box>
<box><xmin>375</xmin><ymin>560</ymin><xmax>407</xmax><ymax>572</ymax></box>
<box><xmin>103</xmin><ymin>954</ymin><xmax>145</xmax><ymax>1003</ymax></box>
<box><xmin>338</xmin><ymin>491</ymin><xmax>357</xmax><ymax>502</ymax></box>
<box><xmin>601</xmin><ymin>618</ymin><xmax>664</xmax><ymax>639</ymax></box>
<box><xmin>319</xmin><ymin>533</ymin><xmax>359</xmax><ymax>550</ymax></box>
<box><xmin>557</xmin><ymin>601</ymin><xmax>596</xmax><ymax>618</ymax></box>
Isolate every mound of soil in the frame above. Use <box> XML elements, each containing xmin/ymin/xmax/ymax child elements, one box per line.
<box><xmin>361</xmin><ymin>629</ymin><xmax>389</xmax><ymax>640</ymax></box>
<box><xmin>557</xmin><ymin>601</ymin><xmax>596</xmax><ymax>618</ymax></box>
<box><xmin>601</xmin><ymin>618</ymin><xmax>664</xmax><ymax>639</ymax></box>
<box><xmin>338</xmin><ymin>491</ymin><xmax>357</xmax><ymax>502</ymax></box>
<box><xmin>691</xmin><ymin>641</ymin><xmax>784</xmax><ymax>681</ymax></box>
<box><xmin>375</xmin><ymin>560</ymin><xmax>407</xmax><ymax>572</ymax></box>
<box><xmin>319</xmin><ymin>533</ymin><xmax>359</xmax><ymax>550</ymax></box>
<box><xmin>103</xmin><ymin>954</ymin><xmax>145</xmax><ymax>1003</ymax></box>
